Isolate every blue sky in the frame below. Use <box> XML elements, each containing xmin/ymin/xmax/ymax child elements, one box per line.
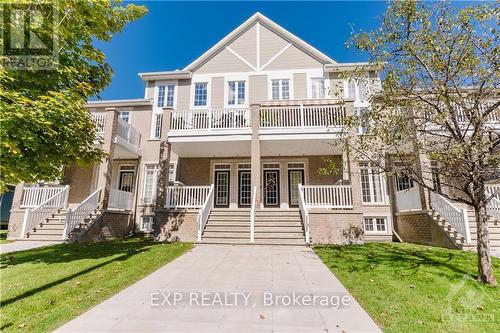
<box><xmin>95</xmin><ymin>1</ymin><xmax>390</xmax><ymax>100</ymax></box>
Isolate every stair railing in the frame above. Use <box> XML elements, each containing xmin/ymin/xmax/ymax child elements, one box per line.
<box><xmin>197</xmin><ymin>184</ymin><xmax>214</xmax><ymax>241</ymax></box>
<box><xmin>487</xmin><ymin>197</ymin><xmax>500</xmax><ymax>220</ymax></box>
<box><xmin>21</xmin><ymin>185</ymin><xmax>70</xmax><ymax>238</ymax></box>
<box><xmin>298</xmin><ymin>184</ymin><xmax>310</xmax><ymax>244</ymax></box>
<box><xmin>430</xmin><ymin>192</ymin><xmax>471</xmax><ymax>243</ymax></box>
<box><xmin>63</xmin><ymin>188</ymin><xmax>102</xmax><ymax>239</ymax></box>
<box><xmin>250</xmin><ymin>186</ymin><xmax>257</xmax><ymax>243</ymax></box>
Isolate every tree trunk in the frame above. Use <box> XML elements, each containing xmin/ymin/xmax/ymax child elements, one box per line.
<box><xmin>474</xmin><ymin>183</ymin><xmax>497</xmax><ymax>286</ymax></box>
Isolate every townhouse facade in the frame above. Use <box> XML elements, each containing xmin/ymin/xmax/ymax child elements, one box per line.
<box><xmin>7</xmin><ymin>13</ymin><xmax>500</xmax><ymax>248</ymax></box>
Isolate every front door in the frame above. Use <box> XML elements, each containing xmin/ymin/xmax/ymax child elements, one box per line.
<box><xmin>214</xmin><ymin>170</ymin><xmax>230</xmax><ymax>207</ymax></box>
<box><xmin>119</xmin><ymin>171</ymin><xmax>134</xmax><ymax>192</ymax></box>
<box><xmin>288</xmin><ymin>169</ymin><xmax>304</xmax><ymax>207</ymax></box>
<box><xmin>238</xmin><ymin>170</ymin><xmax>251</xmax><ymax>207</ymax></box>
<box><xmin>264</xmin><ymin>170</ymin><xmax>280</xmax><ymax>207</ymax></box>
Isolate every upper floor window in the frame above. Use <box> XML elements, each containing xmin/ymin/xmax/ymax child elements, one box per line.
<box><xmin>347</xmin><ymin>79</ymin><xmax>356</xmax><ymax>100</ymax></box>
<box><xmin>360</xmin><ymin>162</ymin><xmax>385</xmax><ymax>203</ymax></box>
<box><xmin>347</xmin><ymin>78</ymin><xmax>369</xmax><ymax>103</ymax></box>
<box><xmin>157</xmin><ymin>86</ymin><xmax>166</xmax><ymax>107</ymax></box>
<box><xmin>166</xmin><ymin>84</ymin><xmax>175</xmax><ymax>107</ymax></box>
<box><xmin>157</xmin><ymin>84</ymin><xmax>175</xmax><ymax>108</ymax></box>
<box><xmin>311</xmin><ymin>78</ymin><xmax>326</xmax><ymax>99</ymax></box>
<box><xmin>119</xmin><ymin>111</ymin><xmax>130</xmax><ymax>123</ymax></box>
<box><xmin>194</xmin><ymin>82</ymin><xmax>208</xmax><ymax>106</ymax></box>
<box><xmin>271</xmin><ymin>79</ymin><xmax>290</xmax><ymax>100</ymax></box>
<box><xmin>228</xmin><ymin>80</ymin><xmax>246</xmax><ymax>106</ymax></box>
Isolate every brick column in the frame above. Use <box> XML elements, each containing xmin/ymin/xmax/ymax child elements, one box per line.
<box><xmin>156</xmin><ymin>107</ymin><xmax>172</xmax><ymax>210</ymax></box>
<box><xmin>250</xmin><ymin>104</ymin><xmax>261</xmax><ymax>205</ymax></box>
<box><xmin>97</xmin><ymin>108</ymin><xmax>118</xmax><ymax>209</ymax></box>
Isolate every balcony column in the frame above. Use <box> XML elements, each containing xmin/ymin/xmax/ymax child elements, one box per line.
<box><xmin>156</xmin><ymin>107</ymin><xmax>172</xmax><ymax>209</ymax></box>
<box><xmin>344</xmin><ymin>102</ymin><xmax>363</xmax><ymax>209</ymax></box>
<box><xmin>250</xmin><ymin>104</ymin><xmax>261</xmax><ymax>205</ymax></box>
<box><xmin>96</xmin><ymin>107</ymin><xmax>118</xmax><ymax>210</ymax></box>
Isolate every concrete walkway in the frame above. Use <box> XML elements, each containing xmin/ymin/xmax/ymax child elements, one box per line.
<box><xmin>55</xmin><ymin>245</ymin><xmax>381</xmax><ymax>333</ymax></box>
<box><xmin>0</xmin><ymin>240</ymin><xmax>62</xmax><ymax>254</ymax></box>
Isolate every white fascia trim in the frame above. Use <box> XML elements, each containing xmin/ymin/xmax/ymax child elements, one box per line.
<box><xmin>184</xmin><ymin>12</ymin><xmax>336</xmax><ymax>72</ymax></box>
<box><xmin>138</xmin><ymin>70</ymin><xmax>191</xmax><ymax>81</ymax></box>
<box><xmin>85</xmin><ymin>99</ymin><xmax>152</xmax><ymax>108</ymax></box>
<box><xmin>168</xmin><ymin>134</ymin><xmax>251</xmax><ymax>143</ymax></box>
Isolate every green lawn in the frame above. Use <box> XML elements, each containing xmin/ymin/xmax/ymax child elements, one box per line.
<box><xmin>0</xmin><ymin>238</ymin><xmax>192</xmax><ymax>332</ymax></box>
<box><xmin>0</xmin><ymin>230</ymin><xmax>8</xmax><ymax>244</ymax></box>
<box><xmin>314</xmin><ymin>243</ymin><xmax>500</xmax><ymax>333</ymax></box>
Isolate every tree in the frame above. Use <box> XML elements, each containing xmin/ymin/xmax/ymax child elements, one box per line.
<box><xmin>344</xmin><ymin>0</ymin><xmax>499</xmax><ymax>285</ymax></box>
<box><xmin>0</xmin><ymin>0</ymin><xmax>147</xmax><ymax>192</ymax></box>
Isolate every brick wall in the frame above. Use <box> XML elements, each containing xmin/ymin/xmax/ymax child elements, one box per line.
<box><xmin>154</xmin><ymin>209</ymin><xmax>198</xmax><ymax>242</ymax></box>
<box><xmin>395</xmin><ymin>211</ymin><xmax>456</xmax><ymax>249</ymax></box>
<box><xmin>76</xmin><ymin>210</ymin><xmax>133</xmax><ymax>243</ymax></box>
<box><xmin>309</xmin><ymin>209</ymin><xmax>364</xmax><ymax>244</ymax></box>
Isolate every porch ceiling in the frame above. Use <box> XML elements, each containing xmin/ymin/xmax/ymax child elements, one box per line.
<box><xmin>171</xmin><ymin>139</ymin><xmax>251</xmax><ymax>158</ymax></box>
<box><xmin>261</xmin><ymin>137</ymin><xmax>342</xmax><ymax>156</ymax></box>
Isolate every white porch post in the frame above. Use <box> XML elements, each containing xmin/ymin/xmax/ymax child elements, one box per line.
<box><xmin>250</xmin><ymin>103</ymin><xmax>261</xmax><ymax>206</ymax></box>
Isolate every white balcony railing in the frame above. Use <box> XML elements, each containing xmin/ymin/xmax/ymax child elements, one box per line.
<box><xmin>108</xmin><ymin>189</ymin><xmax>134</xmax><ymax>210</ymax></box>
<box><xmin>395</xmin><ymin>186</ymin><xmax>422</xmax><ymax>212</ymax></box>
<box><xmin>165</xmin><ymin>186</ymin><xmax>212</xmax><ymax>208</ymax></box>
<box><xmin>21</xmin><ymin>186</ymin><xmax>68</xmax><ymax>208</ymax></box>
<box><xmin>302</xmin><ymin>185</ymin><xmax>353</xmax><ymax>209</ymax></box>
<box><xmin>454</xmin><ymin>101</ymin><xmax>500</xmax><ymax>123</ymax></box>
<box><xmin>116</xmin><ymin>117</ymin><xmax>141</xmax><ymax>150</ymax></box>
<box><xmin>486</xmin><ymin>184</ymin><xmax>500</xmax><ymax>201</ymax></box>
<box><xmin>170</xmin><ymin>108</ymin><xmax>251</xmax><ymax>132</ymax></box>
<box><xmin>260</xmin><ymin>104</ymin><xmax>346</xmax><ymax>129</ymax></box>
<box><xmin>91</xmin><ymin>112</ymin><xmax>106</xmax><ymax>137</ymax></box>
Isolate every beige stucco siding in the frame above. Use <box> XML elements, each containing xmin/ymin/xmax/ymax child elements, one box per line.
<box><xmin>259</xmin><ymin>24</ymin><xmax>289</xmax><ymax>67</ymax></box>
<box><xmin>293</xmin><ymin>73</ymin><xmax>307</xmax><ymax>99</ymax></box>
<box><xmin>211</xmin><ymin>77</ymin><xmax>224</xmax><ymax>108</ymax></box>
<box><xmin>195</xmin><ymin>49</ymin><xmax>254</xmax><ymax>74</ymax></box>
<box><xmin>176</xmin><ymin>79</ymin><xmax>191</xmax><ymax>110</ymax></box>
<box><xmin>264</xmin><ymin>45</ymin><xmax>322</xmax><ymax>70</ymax></box>
<box><xmin>145</xmin><ymin>81</ymin><xmax>155</xmax><ymax>99</ymax></box>
<box><xmin>228</xmin><ymin>24</ymin><xmax>257</xmax><ymax>68</ymax></box>
<box><xmin>249</xmin><ymin>75</ymin><xmax>268</xmax><ymax>104</ymax></box>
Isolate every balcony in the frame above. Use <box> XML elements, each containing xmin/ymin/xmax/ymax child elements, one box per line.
<box><xmin>91</xmin><ymin>112</ymin><xmax>141</xmax><ymax>158</ymax></box>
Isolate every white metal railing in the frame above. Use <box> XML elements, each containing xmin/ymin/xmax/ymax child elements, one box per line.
<box><xmin>250</xmin><ymin>186</ymin><xmax>257</xmax><ymax>243</ymax></box>
<box><xmin>197</xmin><ymin>184</ymin><xmax>214</xmax><ymax>241</ymax></box>
<box><xmin>298</xmin><ymin>184</ymin><xmax>310</xmax><ymax>244</ymax></box>
<box><xmin>21</xmin><ymin>186</ymin><xmax>67</xmax><ymax>208</ymax></box>
<box><xmin>302</xmin><ymin>185</ymin><xmax>353</xmax><ymax>209</ymax></box>
<box><xmin>21</xmin><ymin>185</ymin><xmax>70</xmax><ymax>238</ymax></box>
<box><xmin>395</xmin><ymin>186</ymin><xmax>422</xmax><ymax>212</ymax></box>
<box><xmin>116</xmin><ymin>117</ymin><xmax>141</xmax><ymax>149</ymax></box>
<box><xmin>108</xmin><ymin>189</ymin><xmax>134</xmax><ymax>210</ymax></box>
<box><xmin>430</xmin><ymin>192</ymin><xmax>471</xmax><ymax>243</ymax></box>
<box><xmin>486</xmin><ymin>184</ymin><xmax>500</xmax><ymax>201</ymax></box>
<box><xmin>91</xmin><ymin>112</ymin><xmax>106</xmax><ymax>136</ymax></box>
<box><xmin>260</xmin><ymin>104</ymin><xmax>346</xmax><ymax>128</ymax></box>
<box><xmin>487</xmin><ymin>197</ymin><xmax>500</xmax><ymax>220</ymax></box>
<box><xmin>165</xmin><ymin>185</ymin><xmax>212</xmax><ymax>208</ymax></box>
<box><xmin>454</xmin><ymin>101</ymin><xmax>500</xmax><ymax>123</ymax></box>
<box><xmin>63</xmin><ymin>188</ymin><xmax>101</xmax><ymax>239</ymax></box>
<box><xmin>170</xmin><ymin>108</ymin><xmax>251</xmax><ymax>131</ymax></box>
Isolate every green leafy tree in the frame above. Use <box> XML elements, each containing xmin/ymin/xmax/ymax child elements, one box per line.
<box><xmin>344</xmin><ymin>0</ymin><xmax>499</xmax><ymax>285</ymax></box>
<box><xmin>0</xmin><ymin>0</ymin><xmax>147</xmax><ymax>191</ymax></box>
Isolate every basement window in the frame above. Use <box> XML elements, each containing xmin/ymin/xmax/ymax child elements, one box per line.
<box><xmin>140</xmin><ymin>216</ymin><xmax>153</xmax><ymax>231</ymax></box>
<box><xmin>364</xmin><ymin>217</ymin><xmax>387</xmax><ymax>233</ymax></box>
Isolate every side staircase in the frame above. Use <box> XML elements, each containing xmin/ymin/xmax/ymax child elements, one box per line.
<box><xmin>24</xmin><ymin>206</ymin><xmax>102</xmax><ymax>242</ymax></box>
<box><xmin>201</xmin><ymin>208</ymin><xmax>306</xmax><ymax>245</ymax></box>
<box><xmin>428</xmin><ymin>204</ymin><xmax>500</xmax><ymax>252</ymax></box>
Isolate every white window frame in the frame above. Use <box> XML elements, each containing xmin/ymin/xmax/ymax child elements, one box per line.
<box><xmin>151</xmin><ymin>81</ymin><xmax>177</xmax><ymax>139</ymax></box>
<box><xmin>308</xmin><ymin>76</ymin><xmax>330</xmax><ymax>99</ymax></box>
<box><xmin>142</xmin><ymin>164</ymin><xmax>158</xmax><ymax>204</ymax></box>
<box><xmin>169</xmin><ymin>162</ymin><xmax>177</xmax><ymax>182</ymax></box>
<box><xmin>268</xmin><ymin>74</ymin><xmax>293</xmax><ymax>100</ymax></box>
<box><xmin>363</xmin><ymin>217</ymin><xmax>388</xmax><ymax>234</ymax></box>
<box><xmin>224</xmin><ymin>76</ymin><xmax>248</xmax><ymax>108</ymax></box>
<box><xmin>119</xmin><ymin>108</ymin><xmax>132</xmax><ymax>123</ymax></box>
<box><xmin>344</xmin><ymin>75</ymin><xmax>370</xmax><ymax>107</ymax></box>
<box><xmin>116</xmin><ymin>164</ymin><xmax>136</xmax><ymax>193</ymax></box>
<box><xmin>360</xmin><ymin>162</ymin><xmax>386</xmax><ymax>204</ymax></box>
<box><xmin>191</xmin><ymin>80</ymin><xmax>210</xmax><ymax>109</ymax></box>
<box><xmin>140</xmin><ymin>216</ymin><xmax>153</xmax><ymax>231</ymax></box>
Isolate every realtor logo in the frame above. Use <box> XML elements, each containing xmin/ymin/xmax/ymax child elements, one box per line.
<box><xmin>1</xmin><ymin>1</ymin><xmax>58</xmax><ymax>70</ymax></box>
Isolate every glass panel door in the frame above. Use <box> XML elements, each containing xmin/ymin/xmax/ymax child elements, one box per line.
<box><xmin>215</xmin><ymin>170</ymin><xmax>230</xmax><ymax>207</ymax></box>
<box><xmin>238</xmin><ymin>171</ymin><xmax>251</xmax><ymax>207</ymax></box>
<box><xmin>288</xmin><ymin>170</ymin><xmax>304</xmax><ymax>207</ymax></box>
<box><xmin>264</xmin><ymin>170</ymin><xmax>280</xmax><ymax>207</ymax></box>
<box><xmin>119</xmin><ymin>171</ymin><xmax>134</xmax><ymax>192</ymax></box>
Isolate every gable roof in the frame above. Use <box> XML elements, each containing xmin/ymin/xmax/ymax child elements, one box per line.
<box><xmin>183</xmin><ymin>12</ymin><xmax>337</xmax><ymax>72</ymax></box>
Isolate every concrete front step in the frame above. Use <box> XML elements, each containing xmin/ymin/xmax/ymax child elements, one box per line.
<box><xmin>26</xmin><ymin>234</ymin><xmax>63</xmax><ymax>241</ymax></box>
<box><xmin>199</xmin><ymin>238</ymin><xmax>306</xmax><ymax>246</ymax></box>
<box><xmin>205</xmin><ymin>226</ymin><xmax>303</xmax><ymax>232</ymax></box>
<box><xmin>204</xmin><ymin>231</ymin><xmax>304</xmax><ymax>238</ymax></box>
